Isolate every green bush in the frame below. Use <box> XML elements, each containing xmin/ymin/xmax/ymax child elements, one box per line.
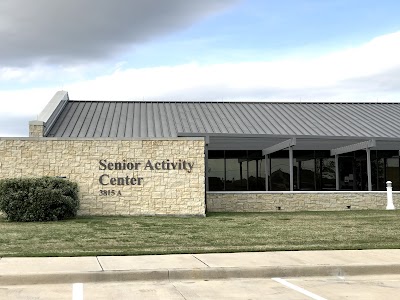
<box><xmin>0</xmin><ymin>177</ymin><xmax>79</xmax><ymax>222</ymax></box>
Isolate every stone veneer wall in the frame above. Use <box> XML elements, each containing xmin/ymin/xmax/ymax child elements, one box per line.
<box><xmin>207</xmin><ymin>192</ymin><xmax>400</xmax><ymax>212</ymax></box>
<box><xmin>29</xmin><ymin>122</ymin><xmax>44</xmax><ymax>137</ymax></box>
<box><xmin>0</xmin><ymin>138</ymin><xmax>205</xmax><ymax>216</ymax></box>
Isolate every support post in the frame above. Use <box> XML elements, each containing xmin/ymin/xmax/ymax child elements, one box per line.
<box><xmin>335</xmin><ymin>154</ymin><xmax>339</xmax><ymax>190</ymax></box>
<box><xmin>297</xmin><ymin>161</ymin><xmax>301</xmax><ymax>190</ymax></box>
<box><xmin>265</xmin><ymin>155</ymin><xmax>269</xmax><ymax>191</ymax></box>
<box><xmin>367</xmin><ymin>148</ymin><xmax>372</xmax><ymax>191</ymax></box>
<box><xmin>289</xmin><ymin>146</ymin><xmax>294</xmax><ymax>191</ymax></box>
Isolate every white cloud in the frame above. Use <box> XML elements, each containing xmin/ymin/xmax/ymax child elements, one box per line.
<box><xmin>62</xmin><ymin>31</ymin><xmax>400</xmax><ymax>101</ymax></box>
<box><xmin>2</xmin><ymin>31</ymin><xmax>400</xmax><ymax>136</ymax></box>
<box><xmin>0</xmin><ymin>88</ymin><xmax>56</xmax><ymax>116</ymax></box>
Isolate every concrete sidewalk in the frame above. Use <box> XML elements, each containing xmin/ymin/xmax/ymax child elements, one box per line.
<box><xmin>1</xmin><ymin>249</ymin><xmax>400</xmax><ymax>285</ymax></box>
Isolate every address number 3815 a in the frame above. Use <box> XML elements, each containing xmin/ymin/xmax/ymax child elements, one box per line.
<box><xmin>99</xmin><ymin>190</ymin><xmax>122</xmax><ymax>196</ymax></box>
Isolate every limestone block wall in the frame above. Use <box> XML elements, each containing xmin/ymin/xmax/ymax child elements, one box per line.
<box><xmin>28</xmin><ymin>122</ymin><xmax>44</xmax><ymax>137</ymax></box>
<box><xmin>0</xmin><ymin>138</ymin><xmax>205</xmax><ymax>216</ymax></box>
<box><xmin>207</xmin><ymin>192</ymin><xmax>400</xmax><ymax>212</ymax></box>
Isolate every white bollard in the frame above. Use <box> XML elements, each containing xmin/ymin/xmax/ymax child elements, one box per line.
<box><xmin>386</xmin><ymin>181</ymin><xmax>395</xmax><ymax>210</ymax></box>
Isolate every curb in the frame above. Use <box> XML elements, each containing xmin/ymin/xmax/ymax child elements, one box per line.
<box><xmin>2</xmin><ymin>264</ymin><xmax>400</xmax><ymax>285</ymax></box>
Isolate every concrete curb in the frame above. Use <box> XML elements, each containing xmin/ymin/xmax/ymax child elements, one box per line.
<box><xmin>2</xmin><ymin>264</ymin><xmax>400</xmax><ymax>285</ymax></box>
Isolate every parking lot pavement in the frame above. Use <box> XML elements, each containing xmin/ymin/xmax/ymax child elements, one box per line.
<box><xmin>2</xmin><ymin>275</ymin><xmax>400</xmax><ymax>299</ymax></box>
<box><xmin>282</xmin><ymin>274</ymin><xmax>400</xmax><ymax>299</ymax></box>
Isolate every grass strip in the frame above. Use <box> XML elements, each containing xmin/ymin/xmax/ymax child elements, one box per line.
<box><xmin>1</xmin><ymin>210</ymin><xmax>399</xmax><ymax>257</ymax></box>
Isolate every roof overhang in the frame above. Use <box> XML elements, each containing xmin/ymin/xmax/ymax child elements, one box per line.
<box><xmin>178</xmin><ymin>132</ymin><xmax>400</xmax><ymax>151</ymax></box>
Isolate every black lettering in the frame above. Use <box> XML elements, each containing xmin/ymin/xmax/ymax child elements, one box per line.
<box><xmin>130</xmin><ymin>177</ymin><xmax>137</xmax><ymax>185</ymax></box>
<box><xmin>117</xmin><ymin>177</ymin><xmax>125</xmax><ymax>185</ymax></box>
<box><xmin>110</xmin><ymin>177</ymin><xmax>117</xmax><ymax>185</ymax></box>
<box><xmin>108</xmin><ymin>162</ymin><xmax>114</xmax><ymax>170</ymax></box>
<box><xmin>144</xmin><ymin>160</ymin><xmax>154</xmax><ymax>170</ymax></box>
<box><xmin>99</xmin><ymin>160</ymin><xmax>107</xmax><ymax>170</ymax></box>
<box><xmin>127</xmin><ymin>162</ymin><xmax>134</xmax><ymax>170</ymax></box>
<box><xmin>138</xmin><ymin>177</ymin><xmax>143</xmax><ymax>185</ymax></box>
<box><xmin>99</xmin><ymin>174</ymin><xmax>109</xmax><ymax>185</ymax></box>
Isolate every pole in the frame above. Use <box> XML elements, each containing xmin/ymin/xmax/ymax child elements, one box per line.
<box><xmin>367</xmin><ymin>148</ymin><xmax>372</xmax><ymax>191</ymax></box>
<box><xmin>335</xmin><ymin>155</ymin><xmax>339</xmax><ymax>190</ymax></box>
<box><xmin>289</xmin><ymin>146</ymin><xmax>294</xmax><ymax>191</ymax></box>
<box><xmin>265</xmin><ymin>155</ymin><xmax>269</xmax><ymax>191</ymax></box>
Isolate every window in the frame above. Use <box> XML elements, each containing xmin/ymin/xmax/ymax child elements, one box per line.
<box><xmin>208</xmin><ymin>149</ymin><xmax>400</xmax><ymax>191</ymax></box>
<box><xmin>208</xmin><ymin>150</ymin><xmax>265</xmax><ymax>191</ymax></box>
<box><xmin>225</xmin><ymin>151</ymin><xmax>247</xmax><ymax>191</ymax></box>
<box><xmin>208</xmin><ymin>151</ymin><xmax>224</xmax><ymax>191</ymax></box>
<box><xmin>270</xmin><ymin>151</ymin><xmax>290</xmax><ymax>191</ymax></box>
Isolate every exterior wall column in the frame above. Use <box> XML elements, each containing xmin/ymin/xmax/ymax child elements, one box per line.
<box><xmin>335</xmin><ymin>154</ymin><xmax>339</xmax><ymax>190</ymax></box>
<box><xmin>29</xmin><ymin>121</ymin><xmax>45</xmax><ymax>137</ymax></box>
<box><xmin>367</xmin><ymin>148</ymin><xmax>372</xmax><ymax>191</ymax></box>
<box><xmin>289</xmin><ymin>146</ymin><xmax>294</xmax><ymax>191</ymax></box>
<box><xmin>297</xmin><ymin>161</ymin><xmax>301</xmax><ymax>190</ymax></box>
<box><xmin>265</xmin><ymin>155</ymin><xmax>269</xmax><ymax>191</ymax></box>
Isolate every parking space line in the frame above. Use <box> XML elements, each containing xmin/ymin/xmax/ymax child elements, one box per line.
<box><xmin>272</xmin><ymin>278</ymin><xmax>327</xmax><ymax>300</ymax></box>
<box><xmin>72</xmin><ymin>283</ymin><xmax>83</xmax><ymax>300</ymax></box>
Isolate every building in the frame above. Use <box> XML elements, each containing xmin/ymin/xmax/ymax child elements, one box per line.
<box><xmin>1</xmin><ymin>91</ymin><xmax>399</xmax><ymax>215</ymax></box>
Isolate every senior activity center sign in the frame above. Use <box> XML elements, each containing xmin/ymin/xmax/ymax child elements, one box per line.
<box><xmin>98</xmin><ymin>159</ymin><xmax>195</xmax><ymax>195</ymax></box>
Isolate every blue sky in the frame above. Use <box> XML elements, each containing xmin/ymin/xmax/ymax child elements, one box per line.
<box><xmin>139</xmin><ymin>0</ymin><xmax>400</xmax><ymax>66</ymax></box>
<box><xmin>1</xmin><ymin>0</ymin><xmax>400</xmax><ymax>136</ymax></box>
<box><xmin>111</xmin><ymin>0</ymin><xmax>400</xmax><ymax>68</ymax></box>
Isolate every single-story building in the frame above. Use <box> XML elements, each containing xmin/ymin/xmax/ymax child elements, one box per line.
<box><xmin>1</xmin><ymin>91</ymin><xmax>399</xmax><ymax>215</ymax></box>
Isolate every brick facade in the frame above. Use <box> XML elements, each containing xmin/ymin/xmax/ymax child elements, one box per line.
<box><xmin>28</xmin><ymin>122</ymin><xmax>45</xmax><ymax>137</ymax></box>
<box><xmin>1</xmin><ymin>137</ymin><xmax>397</xmax><ymax>216</ymax></box>
<box><xmin>0</xmin><ymin>138</ymin><xmax>205</xmax><ymax>216</ymax></box>
<box><xmin>207</xmin><ymin>192</ymin><xmax>400</xmax><ymax>212</ymax></box>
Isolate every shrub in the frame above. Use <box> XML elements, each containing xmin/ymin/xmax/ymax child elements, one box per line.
<box><xmin>0</xmin><ymin>177</ymin><xmax>79</xmax><ymax>222</ymax></box>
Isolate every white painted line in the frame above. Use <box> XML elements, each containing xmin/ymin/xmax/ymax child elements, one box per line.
<box><xmin>272</xmin><ymin>278</ymin><xmax>327</xmax><ymax>300</ymax></box>
<box><xmin>72</xmin><ymin>283</ymin><xmax>83</xmax><ymax>300</ymax></box>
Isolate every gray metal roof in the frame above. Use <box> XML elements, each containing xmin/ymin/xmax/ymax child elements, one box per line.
<box><xmin>45</xmin><ymin>101</ymin><xmax>400</xmax><ymax>141</ymax></box>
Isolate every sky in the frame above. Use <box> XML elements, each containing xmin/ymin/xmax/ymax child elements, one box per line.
<box><xmin>1</xmin><ymin>0</ymin><xmax>400</xmax><ymax>136</ymax></box>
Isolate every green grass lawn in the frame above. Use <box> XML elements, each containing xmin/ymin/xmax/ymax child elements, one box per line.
<box><xmin>1</xmin><ymin>210</ymin><xmax>400</xmax><ymax>257</ymax></box>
